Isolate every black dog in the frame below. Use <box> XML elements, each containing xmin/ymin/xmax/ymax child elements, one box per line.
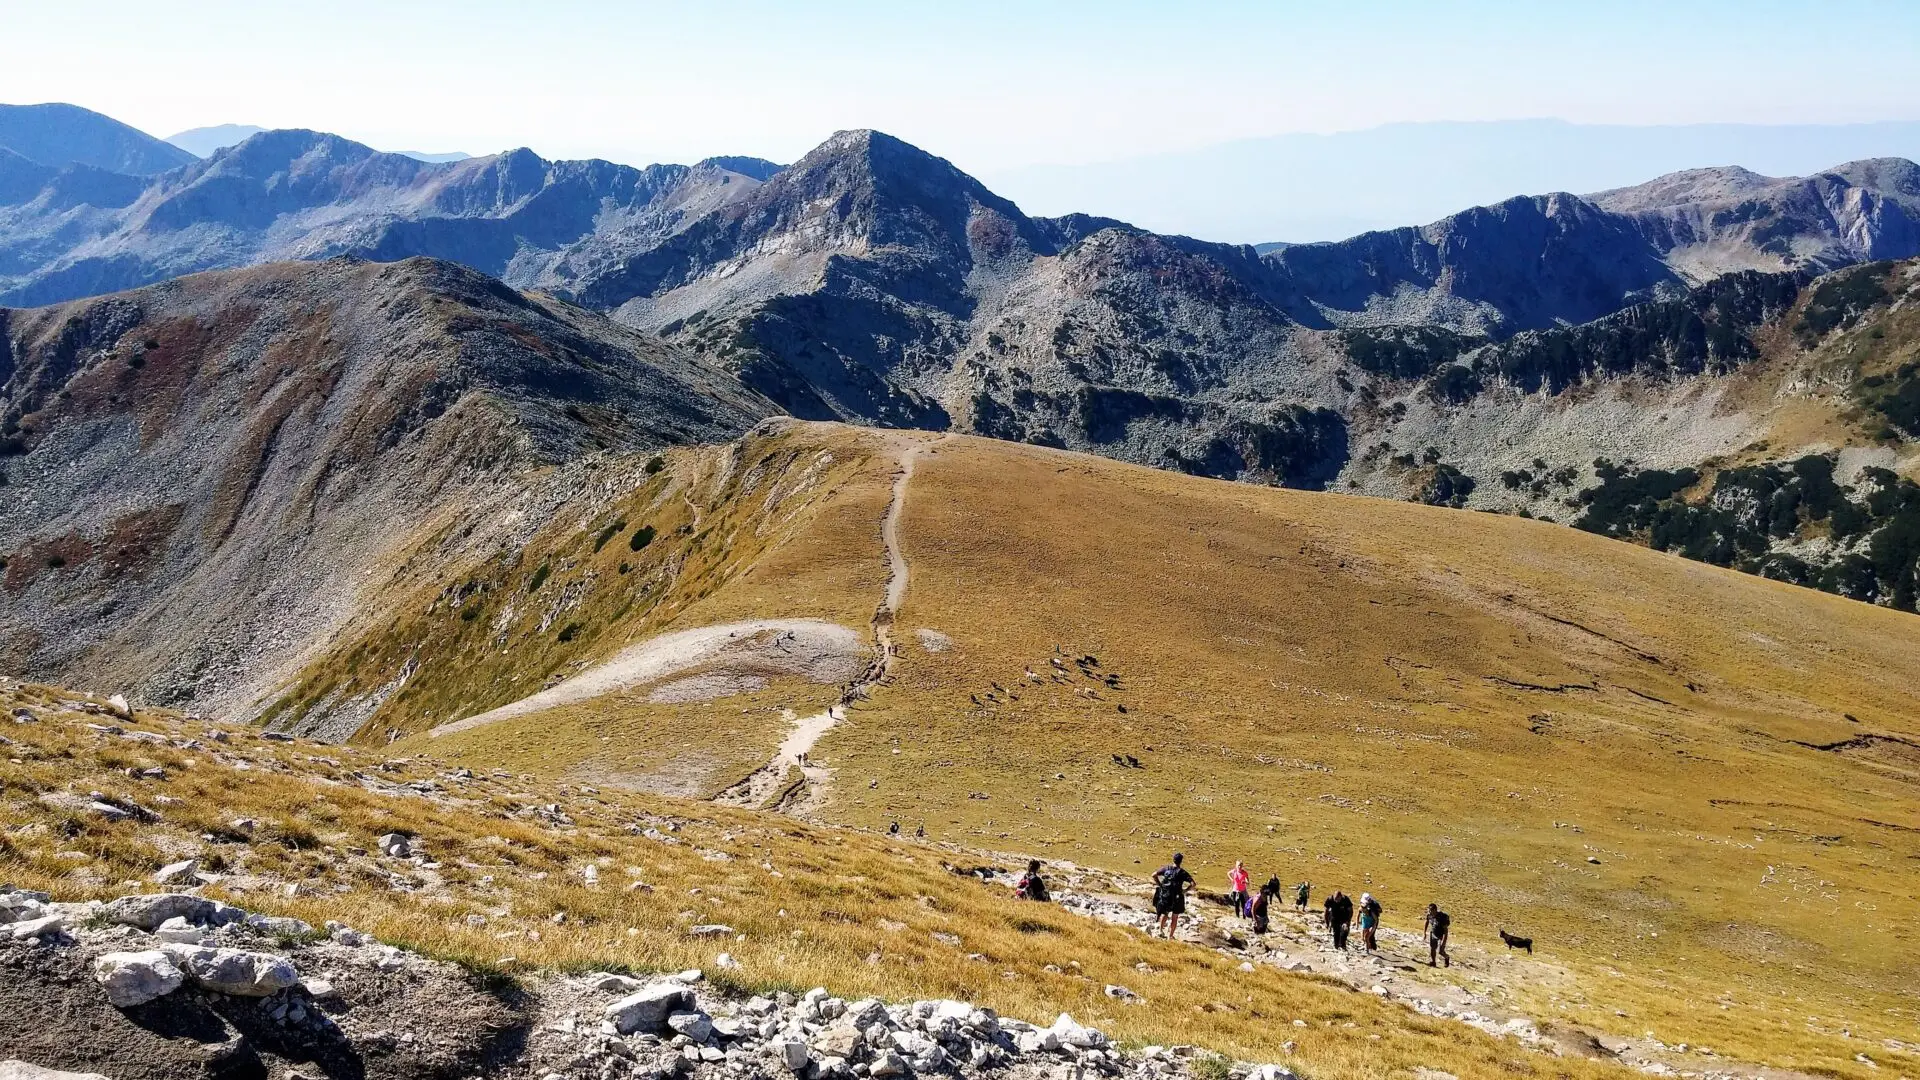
<box><xmin>1499</xmin><ymin>929</ymin><xmax>1533</xmax><ymax>954</ymax></box>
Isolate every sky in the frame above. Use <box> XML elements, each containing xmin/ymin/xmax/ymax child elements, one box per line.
<box><xmin>5</xmin><ymin>0</ymin><xmax>1920</xmax><ymax>178</ymax></box>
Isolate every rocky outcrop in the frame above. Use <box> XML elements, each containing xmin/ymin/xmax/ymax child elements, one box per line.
<box><xmin>0</xmin><ymin>885</ymin><xmax>1300</xmax><ymax>1080</ymax></box>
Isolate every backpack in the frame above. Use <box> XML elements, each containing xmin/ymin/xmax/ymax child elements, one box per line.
<box><xmin>1019</xmin><ymin>874</ymin><xmax>1049</xmax><ymax>902</ymax></box>
<box><xmin>1365</xmin><ymin>897</ymin><xmax>1382</xmax><ymax>918</ymax></box>
<box><xmin>1152</xmin><ymin>867</ymin><xmax>1182</xmax><ymax>908</ymax></box>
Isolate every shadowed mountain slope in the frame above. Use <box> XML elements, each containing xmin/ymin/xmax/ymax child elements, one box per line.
<box><xmin>0</xmin><ymin>102</ymin><xmax>197</xmax><ymax>175</ymax></box>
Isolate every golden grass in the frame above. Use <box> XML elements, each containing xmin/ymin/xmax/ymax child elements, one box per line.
<box><xmin>230</xmin><ymin>420</ymin><xmax>1920</xmax><ymax>1078</ymax></box>
<box><xmin>1</xmin><ymin>684</ymin><xmax>1633</xmax><ymax>1080</ymax></box>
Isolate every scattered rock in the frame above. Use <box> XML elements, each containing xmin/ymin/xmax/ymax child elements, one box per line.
<box><xmin>100</xmin><ymin>893</ymin><xmax>214</xmax><ymax>931</ymax></box>
<box><xmin>0</xmin><ymin>1063</ymin><xmax>116</xmax><ymax>1080</ymax></box>
<box><xmin>605</xmin><ymin>981</ymin><xmax>696</xmax><ymax>1035</ymax></box>
<box><xmin>92</xmin><ymin>949</ymin><xmax>185</xmax><ymax>1007</ymax></box>
<box><xmin>152</xmin><ymin>858</ymin><xmax>198</xmax><ymax>885</ymax></box>
<box><xmin>7</xmin><ymin>914</ymin><xmax>64</xmax><ymax>941</ymax></box>
<box><xmin>159</xmin><ymin>943</ymin><xmax>301</xmax><ymax>996</ymax></box>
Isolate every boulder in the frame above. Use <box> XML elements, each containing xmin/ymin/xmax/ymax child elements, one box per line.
<box><xmin>1018</xmin><ymin>1028</ymin><xmax>1062</xmax><ymax>1054</ymax></box>
<box><xmin>667</xmin><ymin>1010</ymin><xmax>714</xmax><ymax>1043</ymax></box>
<box><xmin>375</xmin><ymin>833</ymin><xmax>411</xmax><ymax>858</ymax></box>
<box><xmin>774</xmin><ymin>1037</ymin><xmax>812</xmax><ymax>1073</ymax></box>
<box><xmin>811</xmin><ymin>1021</ymin><xmax>864</xmax><ymax>1058</ymax></box>
<box><xmin>160</xmin><ymin>944</ymin><xmax>300</xmax><ymax>997</ymax></box>
<box><xmin>107</xmin><ymin>694</ymin><xmax>132</xmax><ymax>719</ymax></box>
<box><xmin>687</xmin><ymin>924</ymin><xmax>734</xmax><ymax>937</ymax></box>
<box><xmin>93</xmin><ymin>949</ymin><xmax>185</xmax><ymax>1007</ymax></box>
<box><xmin>152</xmin><ymin>916</ymin><xmax>208</xmax><ymax>944</ymax></box>
<box><xmin>584</xmin><ymin>972</ymin><xmax>646</xmax><ymax>993</ymax></box>
<box><xmin>153</xmin><ymin>860</ymin><xmax>199</xmax><ymax>886</ymax></box>
<box><xmin>101</xmin><ymin>893</ymin><xmax>213</xmax><ymax>931</ymax></box>
<box><xmin>869</xmin><ymin>1052</ymin><xmax>908</xmax><ymax>1078</ymax></box>
<box><xmin>246</xmin><ymin>914</ymin><xmax>313</xmax><ymax>937</ymax></box>
<box><xmin>605</xmin><ymin>982</ymin><xmax>695</xmax><ymax>1035</ymax></box>
<box><xmin>844</xmin><ymin>998</ymin><xmax>890</xmax><ymax>1031</ymax></box>
<box><xmin>7</xmin><ymin>914</ymin><xmax>63</xmax><ymax>940</ymax></box>
<box><xmin>1048</xmin><ymin>1013</ymin><xmax>1108</xmax><ymax>1049</ymax></box>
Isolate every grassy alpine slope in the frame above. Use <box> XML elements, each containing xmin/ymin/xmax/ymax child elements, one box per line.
<box><xmin>312</xmin><ymin>421</ymin><xmax>1920</xmax><ymax>1079</ymax></box>
<box><xmin>0</xmin><ymin>681</ymin><xmax>1625</xmax><ymax>1080</ymax></box>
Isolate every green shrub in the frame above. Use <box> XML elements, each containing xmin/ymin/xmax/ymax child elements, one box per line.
<box><xmin>592</xmin><ymin>519</ymin><xmax>627</xmax><ymax>553</ymax></box>
<box><xmin>527</xmin><ymin>562</ymin><xmax>551</xmax><ymax>593</ymax></box>
<box><xmin>558</xmin><ymin>622</ymin><xmax>583</xmax><ymax>643</ymax></box>
<box><xmin>628</xmin><ymin>525</ymin><xmax>657</xmax><ymax>552</ymax></box>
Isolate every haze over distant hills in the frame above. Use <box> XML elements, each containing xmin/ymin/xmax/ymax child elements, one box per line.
<box><xmin>165</xmin><ymin>121</ymin><xmax>472</xmax><ymax>162</ymax></box>
<box><xmin>989</xmin><ymin>119</ymin><xmax>1920</xmax><ymax>243</ymax></box>
<box><xmin>0</xmin><ymin>102</ymin><xmax>195</xmax><ymax>175</ymax></box>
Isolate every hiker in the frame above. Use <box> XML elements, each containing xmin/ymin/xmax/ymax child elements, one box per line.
<box><xmin>1150</xmin><ymin>852</ymin><xmax>1196</xmax><ymax>939</ymax></box>
<box><xmin>1250</xmin><ymin>878</ymin><xmax>1278</xmax><ymax>934</ymax></box>
<box><xmin>1424</xmin><ymin>902</ymin><xmax>1451</xmax><ymax>967</ymax></box>
<box><xmin>1015</xmin><ymin>859</ymin><xmax>1050</xmax><ymax>902</ymax></box>
<box><xmin>1227</xmin><ymin>860</ymin><xmax>1250</xmax><ymax>917</ymax></box>
<box><xmin>1324</xmin><ymin>889</ymin><xmax>1353</xmax><ymax>949</ymax></box>
<box><xmin>888</xmin><ymin>821</ymin><xmax>900</xmax><ymax>835</ymax></box>
<box><xmin>1359</xmin><ymin>892</ymin><xmax>1382</xmax><ymax>951</ymax></box>
<box><xmin>1295</xmin><ymin>880</ymin><xmax>1311</xmax><ymax>913</ymax></box>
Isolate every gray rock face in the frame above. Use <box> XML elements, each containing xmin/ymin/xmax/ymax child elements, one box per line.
<box><xmin>604</xmin><ymin>982</ymin><xmax>696</xmax><ymax>1035</ymax></box>
<box><xmin>92</xmin><ymin>949</ymin><xmax>185</xmax><ymax>1007</ymax></box>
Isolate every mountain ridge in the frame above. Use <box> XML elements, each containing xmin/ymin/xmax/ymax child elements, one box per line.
<box><xmin>0</xmin><ymin>102</ymin><xmax>197</xmax><ymax>176</ymax></box>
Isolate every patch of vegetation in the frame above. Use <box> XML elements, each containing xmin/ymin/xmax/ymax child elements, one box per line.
<box><xmin>1857</xmin><ymin>360</ymin><xmax>1920</xmax><ymax>440</ymax></box>
<box><xmin>557</xmin><ymin>622</ymin><xmax>583</xmax><ymax>643</ymax></box>
<box><xmin>1795</xmin><ymin>262</ymin><xmax>1896</xmax><ymax>346</ymax></box>
<box><xmin>1483</xmin><ymin>270</ymin><xmax>1804</xmax><ymax>394</ymax></box>
<box><xmin>527</xmin><ymin>561</ymin><xmax>551</xmax><ymax>593</ymax></box>
<box><xmin>1341</xmin><ymin>326</ymin><xmax>1478</xmax><ymax>380</ymax></box>
<box><xmin>592</xmin><ymin>518</ymin><xmax>627</xmax><ymax>553</ymax></box>
<box><xmin>1576</xmin><ymin>455</ymin><xmax>1920</xmax><ymax>609</ymax></box>
<box><xmin>1415</xmin><ymin>463</ymin><xmax>1477</xmax><ymax>508</ymax></box>
<box><xmin>628</xmin><ymin>524</ymin><xmax>657</xmax><ymax>552</ymax></box>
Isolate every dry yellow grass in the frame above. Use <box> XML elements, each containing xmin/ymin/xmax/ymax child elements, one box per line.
<box><xmin>1</xmin><ymin>683</ymin><xmax>1634</xmax><ymax>1080</ymax></box>
<box><xmin>211</xmin><ymin>419</ymin><xmax>1920</xmax><ymax>1078</ymax></box>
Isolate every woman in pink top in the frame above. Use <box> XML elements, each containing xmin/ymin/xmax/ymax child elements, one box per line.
<box><xmin>1228</xmin><ymin>861</ymin><xmax>1250</xmax><ymax>916</ymax></box>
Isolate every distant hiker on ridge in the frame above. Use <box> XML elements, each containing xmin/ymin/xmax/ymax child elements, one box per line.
<box><xmin>1151</xmin><ymin>852</ymin><xmax>1196</xmax><ymax>939</ymax></box>
<box><xmin>1424</xmin><ymin>902</ymin><xmax>1452</xmax><ymax>967</ymax></box>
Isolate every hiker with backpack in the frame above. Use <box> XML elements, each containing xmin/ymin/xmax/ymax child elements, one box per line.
<box><xmin>1151</xmin><ymin>852</ymin><xmax>1196</xmax><ymax>939</ymax></box>
<box><xmin>1424</xmin><ymin>902</ymin><xmax>1452</xmax><ymax>967</ymax></box>
<box><xmin>1295</xmin><ymin>880</ymin><xmax>1310</xmax><ymax>913</ymax></box>
<box><xmin>1358</xmin><ymin>892</ymin><xmax>1382</xmax><ymax>951</ymax></box>
<box><xmin>1015</xmin><ymin>859</ymin><xmax>1050</xmax><ymax>901</ymax></box>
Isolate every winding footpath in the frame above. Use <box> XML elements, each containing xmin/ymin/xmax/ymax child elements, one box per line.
<box><xmin>718</xmin><ymin>434</ymin><xmax>944</xmax><ymax>811</ymax></box>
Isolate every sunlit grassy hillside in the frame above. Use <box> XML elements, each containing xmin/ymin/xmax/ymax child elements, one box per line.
<box><xmin>262</xmin><ymin>420</ymin><xmax>1916</xmax><ymax>1077</ymax></box>
<box><xmin>0</xmin><ymin>681</ymin><xmax>1627</xmax><ymax>1080</ymax></box>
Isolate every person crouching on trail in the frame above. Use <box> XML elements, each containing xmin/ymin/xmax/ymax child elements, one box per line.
<box><xmin>1250</xmin><ymin>878</ymin><xmax>1278</xmax><ymax>934</ymax></box>
<box><xmin>1151</xmin><ymin>852</ymin><xmax>1196</xmax><ymax>939</ymax></box>
<box><xmin>1228</xmin><ymin>860</ymin><xmax>1250</xmax><ymax>917</ymax></box>
<box><xmin>1015</xmin><ymin>859</ymin><xmax>1050</xmax><ymax>901</ymax></box>
<box><xmin>1424</xmin><ymin>902</ymin><xmax>1451</xmax><ymax>967</ymax></box>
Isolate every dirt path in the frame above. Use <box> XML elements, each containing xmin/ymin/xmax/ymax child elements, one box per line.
<box><xmin>717</xmin><ymin>435</ymin><xmax>944</xmax><ymax>810</ymax></box>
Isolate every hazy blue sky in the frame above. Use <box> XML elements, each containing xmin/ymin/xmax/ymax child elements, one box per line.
<box><xmin>5</xmin><ymin>0</ymin><xmax>1919</xmax><ymax>176</ymax></box>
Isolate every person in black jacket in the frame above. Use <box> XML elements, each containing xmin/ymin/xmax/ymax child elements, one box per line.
<box><xmin>1324</xmin><ymin>890</ymin><xmax>1354</xmax><ymax>949</ymax></box>
<box><xmin>1151</xmin><ymin>852</ymin><xmax>1196</xmax><ymax>939</ymax></box>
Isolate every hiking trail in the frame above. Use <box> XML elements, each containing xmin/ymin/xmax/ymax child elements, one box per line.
<box><xmin>716</xmin><ymin>434</ymin><xmax>944</xmax><ymax>811</ymax></box>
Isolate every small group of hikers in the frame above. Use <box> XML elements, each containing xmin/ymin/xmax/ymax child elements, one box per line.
<box><xmin>1020</xmin><ymin>852</ymin><xmax>1452</xmax><ymax>967</ymax></box>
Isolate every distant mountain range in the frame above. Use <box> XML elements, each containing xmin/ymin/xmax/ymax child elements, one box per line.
<box><xmin>5</xmin><ymin>103</ymin><xmax>1920</xmax><ymax>625</ymax></box>
<box><xmin>988</xmin><ymin>119</ymin><xmax>1920</xmax><ymax>243</ymax></box>
<box><xmin>0</xmin><ymin>103</ymin><xmax>196</xmax><ymax>175</ymax></box>
<box><xmin>2</xmin><ymin>107</ymin><xmax>1919</xmax><ymax>493</ymax></box>
<box><xmin>165</xmin><ymin>122</ymin><xmax>472</xmax><ymax>163</ymax></box>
